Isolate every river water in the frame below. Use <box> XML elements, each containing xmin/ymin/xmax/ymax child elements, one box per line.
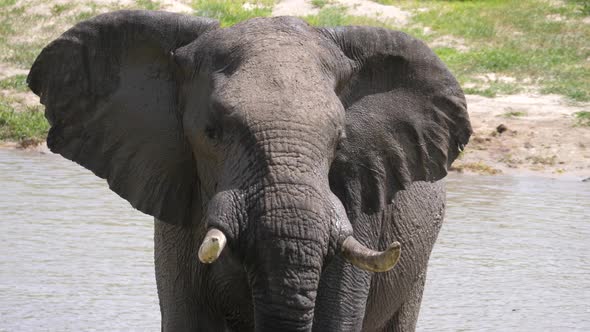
<box><xmin>1</xmin><ymin>148</ymin><xmax>589</xmax><ymax>331</ymax></box>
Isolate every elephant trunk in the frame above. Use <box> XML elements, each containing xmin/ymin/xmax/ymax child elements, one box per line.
<box><xmin>252</xmin><ymin>266</ymin><xmax>319</xmax><ymax>332</ymax></box>
<box><xmin>247</xmin><ymin>196</ymin><xmax>328</xmax><ymax>332</ymax></box>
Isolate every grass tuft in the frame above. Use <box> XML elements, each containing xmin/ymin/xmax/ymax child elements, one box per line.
<box><xmin>0</xmin><ymin>74</ymin><xmax>29</xmax><ymax>92</ymax></box>
<box><xmin>0</xmin><ymin>101</ymin><xmax>48</xmax><ymax>143</ymax></box>
<box><xmin>311</xmin><ymin>0</ymin><xmax>332</xmax><ymax>8</ymax></box>
<box><xmin>450</xmin><ymin>161</ymin><xmax>502</xmax><ymax>175</ymax></box>
<box><xmin>303</xmin><ymin>6</ymin><xmax>391</xmax><ymax>28</ymax></box>
<box><xmin>463</xmin><ymin>82</ymin><xmax>521</xmax><ymax>98</ymax></box>
<box><xmin>574</xmin><ymin>111</ymin><xmax>590</xmax><ymax>126</ymax></box>
<box><xmin>501</xmin><ymin>110</ymin><xmax>527</xmax><ymax>118</ymax></box>
<box><xmin>526</xmin><ymin>155</ymin><xmax>557</xmax><ymax>166</ymax></box>
<box><xmin>568</xmin><ymin>0</ymin><xmax>590</xmax><ymax>15</ymax></box>
<box><xmin>372</xmin><ymin>0</ymin><xmax>396</xmax><ymax>5</ymax></box>
<box><xmin>192</xmin><ymin>0</ymin><xmax>275</xmax><ymax>27</ymax></box>
<box><xmin>4</xmin><ymin>42</ymin><xmax>46</xmax><ymax>69</ymax></box>
<box><xmin>51</xmin><ymin>3</ymin><xmax>75</xmax><ymax>15</ymax></box>
<box><xmin>0</xmin><ymin>0</ymin><xmax>16</xmax><ymax>8</ymax></box>
<box><xmin>135</xmin><ymin>0</ymin><xmax>161</xmax><ymax>10</ymax></box>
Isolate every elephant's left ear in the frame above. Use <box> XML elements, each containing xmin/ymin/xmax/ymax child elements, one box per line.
<box><xmin>28</xmin><ymin>11</ymin><xmax>219</xmax><ymax>225</ymax></box>
<box><xmin>321</xmin><ymin>26</ymin><xmax>472</xmax><ymax>213</ymax></box>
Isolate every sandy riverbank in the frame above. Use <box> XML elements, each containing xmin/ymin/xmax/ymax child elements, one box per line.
<box><xmin>453</xmin><ymin>94</ymin><xmax>590</xmax><ymax>177</ymax></box>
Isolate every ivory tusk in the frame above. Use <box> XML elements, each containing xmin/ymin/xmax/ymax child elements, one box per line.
<box><xmin>341</xmin><ymin>236</ymin><xmax>401</xmax><ymax>273</ymax></box>
<box><xmin>198</xmin><ymin>228</ymin><xmax>227</xmax><ymax>264</ymax></box>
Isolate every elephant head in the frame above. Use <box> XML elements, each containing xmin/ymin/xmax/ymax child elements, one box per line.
<box><xmin>28</xmin><ymin>11</ymin><xmax>471</xmax><ymax>331</ymax></box>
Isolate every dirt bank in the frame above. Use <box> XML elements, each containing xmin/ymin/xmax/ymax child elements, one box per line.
<box><xmin>453</xmin><ymin>94</ymin><xmax>590</xmax><ymax>177</ymax></box>
<box><xmin>272</xmin><ymin>0</ymin><xmax>410</xmax><ymax>25</ymax></box>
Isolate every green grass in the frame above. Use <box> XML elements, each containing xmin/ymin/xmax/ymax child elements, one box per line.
<box><xmin>568</xmin><ymin>0</ymin><xmax>590</xmax><ymax>14</ymax></box>
<box><xmin>303</xmin><ymin>6</ymin><xmax>391</xmax><ymax>27</ymax></box>
<box><xmin>70</xmin><ymin>2</ymin><xmax>101</xmax><ymax>23</ymax></box>
<box><xmin>74</xmin><ymin>10</ymin><xmax>98</xmax><ymax>22</ymax></box>
<box><xmin>0</xmin><ymin>74</ymin><xmax>28</xmax><ymax>92</ymax></box>
<box><xmin>0</xmin><ymin>0</ymin><xmax>119</xmax><ymax>146</ymax></box>
<box><xmin>0</xmin><ymin>100</ymin><xmax>48</xmax><ymax>143</ymax></box>
<box><xmin>463</xmin><ymin>81</ymin><xmax>522</xmax><ymax>98</ymax></box>
<box><xmin>135</xmin><ymin>0</ymin><xmax>161</xmax><ymax>10</ymax></box>
<box><xmin>0</xmin><ymin>0</ymin><xmax>16</xmax><ymax>8</ymax></box>
<box><xmin>302</xmin><ymin>4</ymin><xmax>428</xmax><ymax>39</ymax></box>
<box><xmin>372</xmin><ymin>0</ymin><xmax>396</xmax><ymax>5</ymax></box>
<box><xmin>502</xmin><ymin>110</ymin><xmax>527</xmax><ymax>118</ymax></box>
<box><xmin>0</xmin><ymin>5</ymin><xmax>47</xmax><ymax>69</ymax></box>
<box><xmin>51</xmin><ymin>3</ymin><xmax>75</xmax><ymax>15</ymax></box>
<box><xmin>311</xmin><ymin>0</ymin><xmax>332</xmax><ymax>8</ymax></box>
<box><xmin>192</xmin><ymin>0</ymin><xmax>275</xmax><ymax>27</ymax></box>
<box><xmin>406</xmin><ymin>0</ymin><xmax>590</xmax><ymax>101</ymax></box>
<box><xmin>574</xmin><ymin>111</ymin><xmax>590</xmax><ymax>126</ymax></box>
<box><xmin>4</xmin><ymin>42</ymin><xmax>46</xmax><ymax>69</ymax></box>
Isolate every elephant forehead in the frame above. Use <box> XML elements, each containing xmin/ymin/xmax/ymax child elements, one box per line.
<box><xmin>197</xmin><ymin>17</ymin><xmax>340</xmax><ymax>70</ymax></box>
<box><xmin>211</xmin><ymin>68</ymin><xmax>344</xmax><ymax>134</ymax></box>
<box><xmin>215</xmin><ymin>55</ymin><xmax>328</xmax><ymax>95</ymax></box>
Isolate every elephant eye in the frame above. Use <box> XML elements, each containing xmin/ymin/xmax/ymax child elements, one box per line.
<box><xmin>205</xmin><ymin>125</ymin><xmax>220</xmax><ymax>141</ymax></box>
<box><xmin>335</xmin><ymin>129</ymin><xmax>345</xmax><ymax>151</ymax></box>
<box><xmin>335</xmin><ymin>139</ymin><xmax>343</xmax><ymax>152</ymax></box>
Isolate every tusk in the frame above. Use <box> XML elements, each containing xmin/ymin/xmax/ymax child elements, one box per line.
<box><xmin>198</xmin><ymin>228</ymin><xmax>227</xmax><ymax>264</ymax></box>
<box><xmin>341</xmin><ymin>236</ymin><xmax>401</xmax><ymax>273</ymax></box>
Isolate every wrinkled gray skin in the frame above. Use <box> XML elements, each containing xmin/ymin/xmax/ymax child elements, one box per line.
<box><xmin>28</xmin><ymin>11</ymin><xmax>471</xmax><ymax>332</ymax></box>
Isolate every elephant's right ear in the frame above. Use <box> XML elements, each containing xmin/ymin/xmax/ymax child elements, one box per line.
<box><xmin>321</xmin><ymin>27</ymin><xmax>471</xmax><ymax>214</ymax></box>
<box><xmin>27</xmin><ymin>11</ymin><xmax>219</xmax><ymax>225</ymax></box>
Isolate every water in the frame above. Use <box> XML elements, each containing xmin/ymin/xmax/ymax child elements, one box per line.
<box><xmin>418</xmin><ymin>173</ymin><xmax>590</xmax><ymax>331</ymax></box>
<box><xmin>0</xmin><ymin>149</ymin><xmax>157</xmax><ymax>331</ymax></box>
<box><xmin>1</xmin><ymin>148</ymin><xmax>589</xmax><ymax>331</ymax></box>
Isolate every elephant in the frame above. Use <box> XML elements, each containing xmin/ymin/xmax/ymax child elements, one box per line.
<box><xmin>27</xmin><ymin>10</ymin><xmax>471</xmax><ymax>332</ymax></box>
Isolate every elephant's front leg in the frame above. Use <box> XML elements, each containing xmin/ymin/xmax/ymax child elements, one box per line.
<box><xmin>314</xmin><ymin>255</ymin><xmax>373</xmax><ymax>331</ymax></box>
<box><xmin>154</xmin><ymin>219</ymin><xmax>228</xmax><ymax>331</ymax></box>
